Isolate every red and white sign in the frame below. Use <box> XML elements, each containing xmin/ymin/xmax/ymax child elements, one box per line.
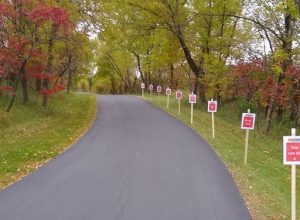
<box><xmin>208</xmin><ymin>101</ymin><xmax>217</xmax><ymax>112</ymax></box>
<box><xmin>141</xmin><ymin>83</ymin><xmax>145</xmax><ymax>89</ymax></box>
<box><xmin>157</xmin><ymin>85</ymin><xmax>162</xmax><ymax>93</ymax></box>
<box><xmin>283</xmin><ymin>136</ymin><xmax>300</xmax><ymax>165</ymax></box>
<box><xmin>166</xmin><ymin>88</ymin><xmax>171</xmax><ymax>96</ymax></box>
<box><xmin>176</xmin><ymin>91</ymin><xmax>183</xmax><ymax>100</ymax></box>
<box><xmin>149</xmin><ymin>84</ymin><xmax>153</xmax><ymax>91</ymax></box>
<box><xmin>189</xmin><ymin>94</ymin><xmax>196</xmax><ymax>104</ymax></box>
<box><xmin>241</xmin><ymin>113</ymin><xmax>256</xmax><ymax>129</ymax></box>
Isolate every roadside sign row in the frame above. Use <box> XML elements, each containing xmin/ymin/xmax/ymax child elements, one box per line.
<box><xmin>141</xmin><ymin>81</ymin><xmax>299</xmax><ymax>220</ymax></box>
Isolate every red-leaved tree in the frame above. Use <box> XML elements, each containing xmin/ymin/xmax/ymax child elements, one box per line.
<box><xmin>0</xmin><ymin>0</ymin><xmax>70</xmax><ymax>111</ymax></box>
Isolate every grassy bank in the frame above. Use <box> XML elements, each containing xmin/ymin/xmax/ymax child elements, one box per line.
<box><xmin>0</xmin><ymin>93</ymin><xmax>96</xmax><ymax>189</ymax></box>
<box><xmin>144</xmin><ymin>93</ymin><xmax>296</xmax><ymax>220</ymax></box>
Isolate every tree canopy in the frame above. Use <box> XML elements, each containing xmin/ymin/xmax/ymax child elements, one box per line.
<box><xmin>1</xmin><ymin>0</ymin><xmax>300</xmax><ymax>133</ymax></box>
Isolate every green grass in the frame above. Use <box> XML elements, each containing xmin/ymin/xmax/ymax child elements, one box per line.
<box><xmin>0</xmin><ymin>92</ymin><xmax>96</xmax><ymax>189</ymax></box>
<box><xmin>144</xmin><ymin>93</ymin><xmax>296</xmax><ymax>220</ymax></box>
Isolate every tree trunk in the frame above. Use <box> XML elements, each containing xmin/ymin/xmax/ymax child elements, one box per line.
<box><xmin>42</xmin><ymin>80</ymin><xmax>49</xmax><ymax>107</ymax></box>
<box><xmin>67</xmin><ymin>70</ymin><xmax>72</xmax><ymax>94</ymax></box>
<box><xmin>290</xmin><ymin>80</ymin><xmax>299</xmax><ymax>127</ymax></box>
<box><xmin>277</xmin><ymin>107</ymin><xmax>283</xmax><ymax>122</ymax></box>
<box><xmin>216</xmin><ymin>84</ymin><xmax>222</xmax><ymax>106</ymax></box>
<box><xmin>126</xmin><ymin>69</ymin><xmax>133</xmax><ymax>93</ymax></box>
<box><xmin>110</xmin><ymin>74</ymin><xmax>116</xmax><ymax>94</ymax></box>
<box><xmin>36</xmin><ymin>79</ymin><xmax>41</xmax><ymax>92</ymax></box>
<box><xmin>265</xmin><ymin>106</ymin><xmax>269</xmax><ymax>117</ymax></box>
<box><xmin>264</xmin><ymin>93</ymin><xmax>275</xmax><ymax>136</ymax></box>
<box><xmin>88</xmin><ymin>78</ymin><xmax>92</xmax><ymax>93</ymax></box>
<box><xmin>257</xmin><ymin>101</ymin><xmax>261</xmax><ymax>132</ymax></box>
<box><xmin>193</xmin><ymin>77</ymin><xmax>199</xmax><ymax>95</ymax></box>
<box><xmin>175</xmin><ymin>26</ymin><xmax>201</xmax><ymax>78</ymax></box>
<box><xmin>175</xmin><ymin>25</ymin><xmax>206</xmax><ymax>97</ymax></box>
<box><xmin>283</xmin><ymin>10</ymin><xmax>298</xmax><ymax>126</ymax></box>
<box><xmin>20</xmin><ymin>59</ymin><xmax>29</xmax><ymax>104</ymax></box>
<box><xmin>7</xmin><ymin>72</ymin><xmax>21</xmax><ymax>112</ymax></box>
<box><xmin>22</xmin><ymin>76</ymin><xmax>28</xmax><ymax>104</ymax></box>
<box><xmin>169</xmin><ymin>63</ymin><xmax>174</xmax><ymax>89</ymax></box>
<box><xmin>6</xmin><ymin>94</ymin><xmax>17</xmax><ymax>112</ymax></box>
<box><xmin>133</xmin><ymin>77</ymin><xmax>137</xmax><ymax>93</ymax></box>
<box><xmin>42</xmin><ymin>26</ymin><xmax>55</xmax><ymax>107</ymax></box>
<box><xmin>198</xmin><ymin>78</ymin><xmax>206</xmax><ymax>103</ymax></box>
<box><xmin>133</xmin><ymin>52</ymin><xmax>146</xmax><ymax>83</ymax></box>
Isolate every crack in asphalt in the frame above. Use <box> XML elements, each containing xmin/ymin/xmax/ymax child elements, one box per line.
<box><xmin>114</xmin><ymin>151</ymin><xmax>142</xmax><ymax>220</ymax></box>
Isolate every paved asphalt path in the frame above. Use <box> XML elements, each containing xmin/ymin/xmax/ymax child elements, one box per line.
<box><xmin>0</xmin><ymin>95</ymin><xmax>251</xmax><ymax>220</ymax></box>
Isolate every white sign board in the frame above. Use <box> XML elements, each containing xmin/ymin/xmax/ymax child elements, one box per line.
<box><xmin>141</xmin><ymin>83</ymin><xmax>145</xmax><ymax>89</ymax></box>
<box><xmin>149</xmin><ymin>84</ymin><xmax>153</xmax><ymax>91</ymax></box>
<box><xmin>283</xmin><ymin>136</ymin><xmax>300</xmax><ymax>165</ymax></box>
<box><xmin>157</xmin><ymin>85</ymin><xmax>161</xmax><ymax>93</ymax></box>
<box><xmin>189</xmin><ymin>94</ymin><xmax>196</xmax><ymax>104</ymax></box>
<box><xmin>166</xmin><ymin>88</ymin><xmax>171</xmax><ymax>96</ymax></box>
<box><xmin>176</xmin><ymin>91</ymin><xmax>183</xmax><ymax>100</ymax></box>
<box><xmin>208</xmin><ymin>101</ymin><xmax>217</xmax><ymax>112</ymax></box>
<box><xmin>241</xmin><ymin>113</ymin><xmax>256</xmax><ymax>130</ymax></box>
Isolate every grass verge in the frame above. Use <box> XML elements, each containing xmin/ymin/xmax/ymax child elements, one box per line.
<box><xmin>144</xmin><ymin>93</ymin><xmax>296</xmax><ymax>220</ymax></box>
<box><xmin>0</xmin><ymin>92</ymin><xmax>96</xmax><ymax>189</ymax></box>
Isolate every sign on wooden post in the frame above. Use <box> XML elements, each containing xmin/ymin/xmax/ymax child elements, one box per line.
<box><xmin>157</xmin><ymin>85</ymin><xmax>162</xmax><ymax>100</ymax></box>
<box><xmin>166</xmin><ymin>88</ymin><xmax>171</xmax><ymax>109</ymax></box>
<box><xmin>283</xmin><ymin>129</ymin><xmax>299</xmax><ymax>220</ymax></box>
<box><xmin>189</xmin><ymin>93</ymin><xmax>196</xmax><ymax>124</ymax></box>
<box><xmin>149</xmin><ymin>84</ymin><xmax>153</xmax><ymax>99</ymax></box>
<box><xmin>208</xmin><ymin>99</ymin><xmax>217</xmax><ymax>138</ymax></box>
<box><xmin>241</xmin><ymin>109</ymin><xmax>256</xmax><ymax>164</ymax></box>
<box><xmin>176</xmin><ymin>90</ymin><xmax>183</xmax><ymax>115</ymax></box>
<box><xmin>157</xmin><ymin>85</ymin><xmax>161</xmax><ymax>93</ymax></box>
<box><xmin>141</xmin><ymin>83</ymin><xmax>145</xmax><ymax>97</ymax></box>
<box><xmin>208</xmin><ymin>100</ymin><xmax>217</xmax><ymax>113</ymax></box>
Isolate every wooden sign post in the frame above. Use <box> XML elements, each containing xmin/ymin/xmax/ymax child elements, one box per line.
<box><xmin>189</xmin><ymin>93</ymin><xmax>196</xmax><ymax>124</ymax></box>
<box><xmin>241</xmin><ymin>109</ymin><xmax>256</xmax><ymax>164</ymax></box>
<box><xmin>149</xmin><ymin>84</ymin><xmax>153</xmax><ymax>99</ymax></box>
<box><xmin>208</xmin><ymin>99</ymin><xmax>217</xmax><ymax>138</ymax></box>
<box><xmin>176</xmin><ymin>90</ymin><xmax>183</xmax><ymax>116</ymax></box>
<box><xmin>156</xmin><ymin>85</ymin><xmax>161</xmax><ymax>96</ymax></box>
<box><xmin>283</xmin><ymin>129</ymin><xmax>300</xmax><ymax>220</ymax></box>
<box><xmin>141</xmin><ymin>83</ymin><xmax>145</xmax><ymax>97</ymax></box>
<box><xmin>157</xmin><ymin>85</ymin><xmax>162</xmax><ymax>101</ymax></box>
<box><xmin>166</xmin><ymin>88</ymin><xmax>171</xmax><ymax>109</ymax></box>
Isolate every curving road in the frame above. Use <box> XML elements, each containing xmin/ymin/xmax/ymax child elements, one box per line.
<box><xmin>0</xmin><ymin>95</ymin><xmax>251</xmax><ymax>220</ymax></box>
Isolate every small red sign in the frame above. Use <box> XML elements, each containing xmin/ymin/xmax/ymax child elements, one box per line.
<box><xmin>283</xmin><ymin>137</ymin><xmax>300</xmax><ymax>165</ymax></box>
<box><xmin>157</xmin><ymin>86</ymin><xmax>161</xmax><ymax>93</ymax></box>
<box><xmin>189</xmin><ymin>94</ymin><xmax>196</xmax><ymax>104</ymax></box>
<box><xmin>176</xmin><ymin>91</ymin><xmax>183</xmax><ymax>100</ymax></box>
<box><xmin>141</xmin><ymin>83</ymin><xmax>145</xmax><ymax>89</ymax></box>
<box><xmin>241</xmin><ymin>113</ymin><xmax>256</xmax><ymax>130</ymax></box>
<box><xmin>166</xmin><ymin>88</ymin><xmax>171</xmax><ymax>96</ymax></box>
<box><xmin>208</xmin><ymin>101</ymin><xmax>217</xmax><ymax>112</ymax></box>
<box><xmin>149</xmin><ymin>84</ymin><xmax>153</xmax><ymax>91</ymax></box>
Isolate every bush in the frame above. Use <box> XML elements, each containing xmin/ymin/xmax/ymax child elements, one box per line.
<box><xmin>235</xmin><ymin>98</ymin><xmax>257</xmax><ymax>115</ymax></box>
